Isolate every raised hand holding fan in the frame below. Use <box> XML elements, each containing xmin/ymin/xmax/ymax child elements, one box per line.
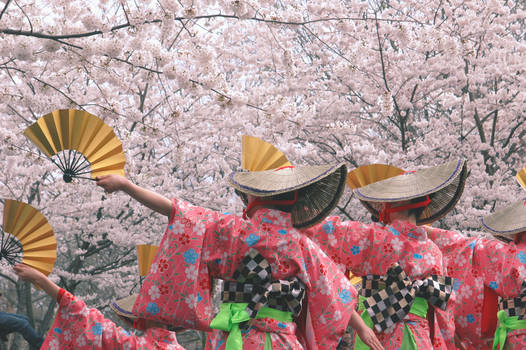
<box><xmin>24</xmin><ymin>109</ymin><xmax>126</xmax><ymax>183</ymax></box>
<box><xmin>1</xmin><ymin>199</ymin><xmax>56</xmax><ymax>276</ymax></box>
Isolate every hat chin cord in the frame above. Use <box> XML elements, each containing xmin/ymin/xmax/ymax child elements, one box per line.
<box><xmin>378</xmin><ymin>195</ymin><xmax>431</xmax><ymax>224</ymax></box>
<box><xmin>242</xmin><ymin>191</ymin><xmax>298</xmax><ymax>219</ymax></box>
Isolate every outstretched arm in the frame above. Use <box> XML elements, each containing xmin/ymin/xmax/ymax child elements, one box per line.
<box><xmin>96</xmin><ymin>174</ymin><xmax>172</xmax><ymax>217</ymax></box>
<box><xmin>14</xmin><ymin>264</ymin><xmax>60</xmax><ymax>301</ymax></box>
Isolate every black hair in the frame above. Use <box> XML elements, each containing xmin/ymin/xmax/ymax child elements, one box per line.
<box><xmin>407</xmin><ymin>193</ymin><xmax>435</xmax><ymax>219</ymax></box>
<box><xmin>370</xmin><ymin>193</ymin><xmax>435</xmax><ymax>223</ymax></box>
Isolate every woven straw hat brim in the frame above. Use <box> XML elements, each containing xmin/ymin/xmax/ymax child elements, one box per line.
<box><xmin>228</xmin><ymin>164</ymin><xmax>344</xmax><ymax>196</ymax></box>
<box><xmin>480</xmin><ymin>199</ymin><xmax>526</xmax><ymax>239</ymax></box>
<box><xmin>110</xmin><ymin>294</ymin><xmax>138</xmax><ymax>321</ymax></box>
<box><xmin>355</xmin><ymin>159</ymin><xmax>467</xmax><ymax>225</ymax></box>
<box><xmin>229</xmin><ymin>164</ymin><xmax>347</xmax><ymax>228</ymax></box>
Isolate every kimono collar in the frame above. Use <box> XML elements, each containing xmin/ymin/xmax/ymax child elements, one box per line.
<box><xmin>250</xmin><ymin>207</ymin><xmax>293</xmax><ymax>228</ymax></box>
<box><xmin>387</xmin><ymin>219</ymin><xmax>427</xmax><ymax>241</ymax></box>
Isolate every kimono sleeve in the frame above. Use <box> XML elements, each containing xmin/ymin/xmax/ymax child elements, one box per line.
<box><xmin>132</xmin><ymin>197</ymin><xmax>238</xmax><ymax>331</ymax></box>
<box><xmin>473</xmin><ymin>239</ymin><xmax>526</xmax><ymax>297</ymax></box>
<box><xmin>302</xmin><ymin>216</ymin><xmax>374</xmax><ymax>275</ymax></box>
<box><xmin>41</xmin><ymin>291</ymin><xmax>180</xmax><ymax>350</ymax></box>
<box><xmin>424</xmin><ymin>226</ymin><xmax>475</xmax><ymax>275</ymax></box>
<box><xmin>297</xmin><ymin>236</ymin><xmax>357</xmax><ymax>349</ymax></box>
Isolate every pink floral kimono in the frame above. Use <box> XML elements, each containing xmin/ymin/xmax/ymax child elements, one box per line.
<box><xmin>40</xmin><ymin>289</ymin><xmax>182</xmax><ymax>350</ymax></box>
<box><xmin>303</xmin><ymin>218</ymin><xmax>457</xmax><ymax>350</ymax></box>
<box><xmin>427</xmin><ymin>228</ymin><xmax>526</xmax><ymax>350</ymax></box>
<box><xmin>132</xmin><ymin>198</ymin><xmax>357</xmax><ymax>349</ymax></box>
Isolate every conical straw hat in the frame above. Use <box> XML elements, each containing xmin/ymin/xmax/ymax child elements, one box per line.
<box><xmin>354</xmin><ymin>159</ymin><xmax>468</xmax><ymax>225</ymax></box>
<box><xmin>229</xmin><ymin>136</ymin><xmax>347</xmax><ymax>228</ymax></box>
<box><xmin>480</xmin><ymin>199</ymin><xmax>526</xmax><ymax>241</ymax></box>
<box><xmin>110</xmin><ymin>294</ymin><xmax>138</xmax><ymax>322</ymax></box>
<box><xmin>480</xmin><ymin>166</ymin><xmax>526</xmax><ymax>241</ymax></box>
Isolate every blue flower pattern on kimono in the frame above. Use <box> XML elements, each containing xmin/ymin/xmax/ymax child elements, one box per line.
<box><xmin>245</xmin><ymin>233</ymin><xmax>260</xmax><ymax>246</ymax></box>
<box><xmin>339</xmin><ymin>289</ymin><xmax>352</xmax><ymax>304</ymax></box>
<box><xmin>322</xmin><ymin>221</ymin><xmax>334</xmax><ymax>234</ymax></box>
<box><xmin>91</xmin><ymin>323</ymin><xmax>102</xmax><ymax>335</ymax></box>
<box><xmin>146</xmin><ymin>302</ymin><xmax>160</xmax><ymax>315</ymax></box>
<box><xmin>184</xmin><ymin>248</ymin><xmax>199</xmax><ymax>264</ymax></box>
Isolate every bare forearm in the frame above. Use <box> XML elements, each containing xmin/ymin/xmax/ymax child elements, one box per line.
<box><xmin>34</xmin><ymin>275</ymin><xmax>60</xmax><ymax>301</ymax></box>
<box><xmin>121</xmin><ymin>179</ymin><xmax>172</xmax><ymax>217</ymax></box>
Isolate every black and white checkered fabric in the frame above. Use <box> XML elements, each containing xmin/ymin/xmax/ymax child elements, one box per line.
<box><xmin>363</xmin><ymin>263</ymin><xmax>453</xmax><ymax>332</ymax></box>
<box><xmin>498</xmin><ymin>280</ymin><xmax>526</xmax><ymax>319</ymax></box>
<box><xmin>221</xmin><ymin>248</ymin><xmax>306</xmax><ymax>319</ymax></box>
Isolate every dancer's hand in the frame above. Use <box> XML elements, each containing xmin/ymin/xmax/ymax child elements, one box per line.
<box><xmin>356</xmin><ymin>325</ymin><xmax>384</xmax><ymax>350</ymax></box>
<box><xmin>14</xmin><ymin>264</ymin><xmax>60</xmax><ymax>300</ymax></box>
<box><xmin>96</xmin><ymin>174</ymin><xmax>172</xmax><ymax>217</ymax></box>
<box><xmin>349</xmin><ymin>310</ymin><xmax>384</xmax><ymax>350</ymax></box>
<box><xmin>96</xmin><ymin>174</ymin><xmax>129</xmax><ymax>193</ymax></box>
<box><xmin>13</xmin><ymin>263</ymin><xmax>46</xmax><ymax>284</ymax></box>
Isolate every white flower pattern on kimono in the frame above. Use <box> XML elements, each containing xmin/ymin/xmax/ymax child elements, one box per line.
<box><xmin>49</xmin><ymin>339</ymin><xmax>59</xmax><ymax>350</ymax></box>
<box><xmin>315</xmin><ymin>275</ymin><xmax>331</xmax><ymax>295</ymax></box>
<box><xmin>185</xmin><ymin>265</ymin><xmax>198</xmax><ymax>280</ymax></box>
<box><xmin>391</xmin><ymin>237</ymin><xmax>403</xmax><ymax>252</ymax></box>
<box><xmin>149</xmin><ymin>285</ymin><xmax>160</xmax><ymax>300</ymax></box>
<box><xmin>171</xmin><ymin>221</ymin><xmax>185</xmax><ymax>234</ymax></box>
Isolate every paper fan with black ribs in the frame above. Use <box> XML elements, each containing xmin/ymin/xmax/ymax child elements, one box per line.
<box><xmin>1</xmin><ymin>199</ymin><xmax>56</xmax><ymax>276</ymax></box>
<box><xmin>24</xmin><ymin>109</ymin><xmax>126</xmax><ymax>183</ymax></box>
<box><xmin>516</xmin><ymin>165</ymin><xmax>526</xmax><ymax>190</ymax></box>
<box><xmin>242</xmin><ymin>135</ymin><xmax>291</xmax><ymax>171</ymax></box>
<box><xmin>346</xmin><ymin>164</ymin><xmax>405</xmax><ymax>190</ymax></box>
<box><xmin>136</xmin><ymin>244</ymin><xmax>158</xmax><ymax>277</ymax></box>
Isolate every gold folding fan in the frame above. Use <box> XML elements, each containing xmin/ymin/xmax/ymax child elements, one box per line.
<box><xmin>24</xmin><ymin>109</ymin><xmax>126</xmax><ymax>182</ymax></box>
<box><xmin>1</xmin><ymin>199</ymin><xmax>56</xmax><ymax>276</ymax></box>
<box><xmin>137</xmin><ymin>244</ymin><xmax>158</xmax><ymax>277</ymax></box>
<box><xmin>242</xmin><ymin>135</ymin><xmax>291</xmax><ymax>171</ymax></box>
<box><xmin>516</xmin><ymin>165</ymin><xmax>526</xmax><ymax>191</ymax></box>
<box><xmin>346</xmin><ymin>164</ymin><xmax>405</xmax><ymax>189</ymax></box>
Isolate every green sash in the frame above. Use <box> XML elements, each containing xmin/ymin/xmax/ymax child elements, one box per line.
<box><xmin>210</xmin><ymin>302</ymin><xmax>292</xmax><ymax>350</ymax></box>
<box><xmin>492</xmin><ymin>310</ymin><xmax>526</xmax><ymax>350</ymax></box>
<box><xmin>354</xmin><ymin>295</ymin><xmax>427</xmax><ymax>350</ymax></box>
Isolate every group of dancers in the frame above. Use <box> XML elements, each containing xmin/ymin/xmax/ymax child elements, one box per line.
<box><xmin>10</xmin><ymin>137</ymin><xmax>526</xmax><ymax>350</ymax></box>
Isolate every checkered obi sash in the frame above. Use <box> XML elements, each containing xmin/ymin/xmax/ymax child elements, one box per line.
<box><xmin>361</xmin><ymin>263</ymin><xmax>453</xmax><ymax>332</ymax></box>
<box><xmin>493</xmin><ymin>282</ymin><xmax>526</xmax><ymax>350</ymax></box>
<box><xmin>498</xmin><ymin>281</ymin><xmax>526</xmax><ymax>319</ymax></box>
<box><xmin>219</xmin><ymin>248</ymin><xmax>306</xmax><ymax>323</ymax></box>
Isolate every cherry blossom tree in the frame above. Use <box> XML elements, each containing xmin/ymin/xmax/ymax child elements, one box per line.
<box><xmin>0</xmin><ymin>0</ymin><xmax>525</xmax><ymax>348</ymax></box>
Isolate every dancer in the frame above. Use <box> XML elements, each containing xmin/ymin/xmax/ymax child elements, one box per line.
<box><xmin>96</xmin><ymin>162</ymin><xmax>384</xmax><ymax>349</ymax></box>
<box><xmin>13</xmin><ymin>263</ymin><xmax>184</xmax><ymax>349</ymax></box>
<box><xmin>0</xmin><ymin>293</ymin><xmax>43</xmax><ymax>349</ymax></box>
<box><xmin>301</xmin><ymin>159</ymin><xmax>467</xmax><ymax>350</ymax></box>
<box><xmin>426</xmin><ymin>197</ymin><xmax>526</xmax><ymax>350</ymax></box>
